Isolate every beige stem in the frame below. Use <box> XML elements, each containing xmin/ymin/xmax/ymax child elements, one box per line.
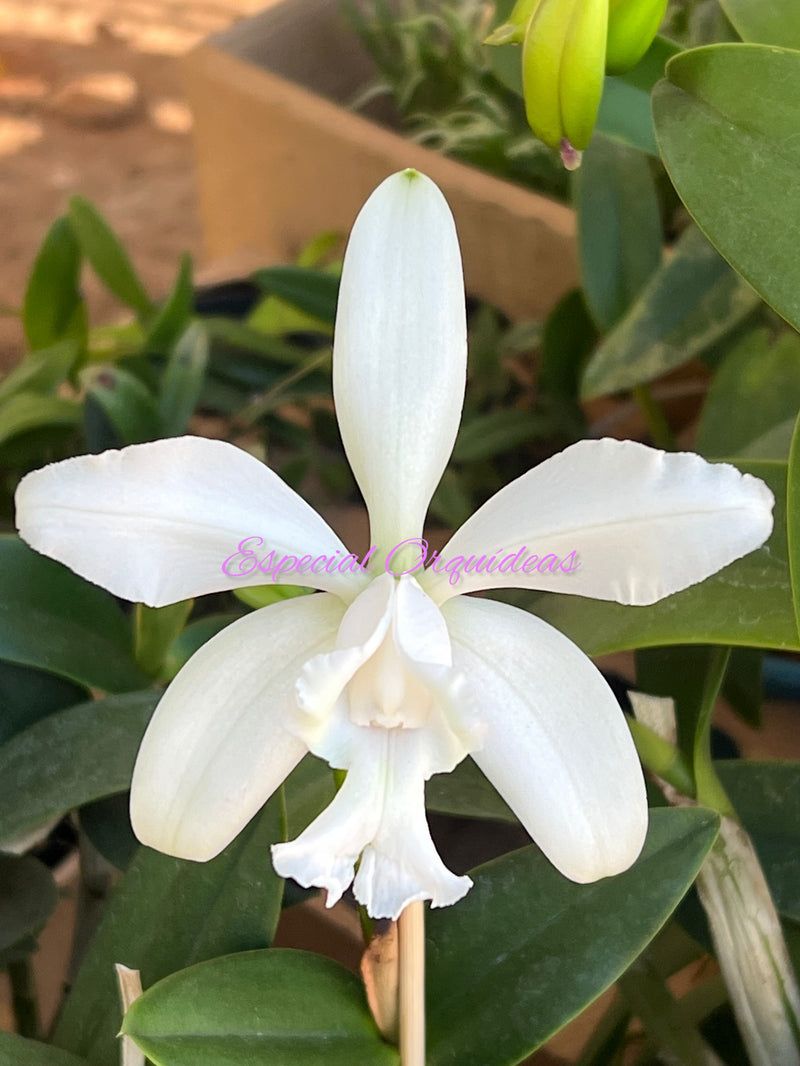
<box><xmin>398</xmin><ymin>901</ymin><xmax>426</xmax><ymax>1066</ymax></box>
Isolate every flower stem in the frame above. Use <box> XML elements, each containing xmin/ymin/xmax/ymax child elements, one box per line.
<box><xmin>398</xmin><ymin>901</ymin><xmax>425</xmax><ymax>1066</ymax></box>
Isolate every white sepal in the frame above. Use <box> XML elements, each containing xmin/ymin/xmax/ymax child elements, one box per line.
<box><xmin>333</xmin><ymin>170</ymin><xmax>467</xmax><ymax>550</ymax></box>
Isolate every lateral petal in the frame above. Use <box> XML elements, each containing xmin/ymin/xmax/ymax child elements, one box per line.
<box><xmin>333</xmin><ymin>170</ymin><xmax>467</xmax><ymax>550</ymax></box>
<box><xmin>424</xmin><ymin>438</ymin><xmax>774</xmax><ymax>605</ymax></box>
<box><xmin>15</xmin><ymin>436</ymin><xmax>361</xmax><ymax>605</ymax></box>
<box><xmin>444</xmin><ymin>595</ymin><xmax>648</xmax><ymax>882</ymax></box>
<box><xmin>130</xmin><ymin>593</ymin><xmax>345</xmax><ymax>860</ymax></box>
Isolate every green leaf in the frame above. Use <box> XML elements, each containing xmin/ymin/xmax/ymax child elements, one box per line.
<box><xmin>0</xmin><ymin>393</ymin><xmax>80</xmax><ymax>448</ymax></box>
<box><xmin>159</xmin><ymin>322</ymin><xmax>209</xmax><ymax>436</ymax></box>
<box><xmin>79</xmin><ymin>792</ymin><xmax>138</xmax><ymax>872</ymax></box>
<box><xmin>696</xmin><ymin>329</ymin><xmax>800</xmax><ymax>459</ymax></box>
<box><xmin>134</xmin><ymin>601</ymin><xmax>193</xmax><ymax>678</ymax></box>
<box><xmin>721</xmin><ymin>646</ymin><xmax>762</xmax><ymax>728</ymax></box>
<box><xmin>717</xmin><ymin>0</ymin><xmax>800</xmax><ymax>48</ymax></box>
<box><xmin>145</xmin><ymin>254</ymin><xmax>194</xmax><ymax>352</ymax></box>
<box><xmin>426</xmin><ymin>807</ymin><xmax>719</xmax><ymax>1066</ymax></box>
<box><xmin>717</xmin><ymin>761</ymin><xmax>800</xmax><ymax>923</ymax></box>
<box><xmin>0</xmin><ymin>659</ymin><xmax>87</xmax><ymax>745</ymax></box>
<box><xmin>0</xmin><ymin>536</ymin><xmax>148</xmax><ymax>691</ymax></box>
<box><xmin>0</xmin><ymin>341</ymin><xmax>79</xmax><ymax>402</ymax></box>
<box><xmin>531</xmin><ymin>459</ymin><xmax>797</xmax><ymax>652</ymax></box>
<box><xmin>23</xmin><ymin>217</ymin><xmax>86</xmax><ymax>352</ymax></box>
<box><xmin>122</xmin><ymin>950</ymin><xmax>397</xmax><ymax>1066</ymax></box>
<box><xmin>162</xmin><ymin>613</ymin><xmax>239</xmax><ymax>681</ymax></box>
<box><xmin>451</xmin><ymin>409</ymin><xmax>553</xmax><ymax>462</ymax></box>
<box><xmin>283</xmin><ymin>754</ymin><xmax>336</xmax><ymax>839</ymax></box>
<box><xmin>54</xmin><ymin>798</ymin><xmax>287</xmax><ymax>1066</ymax></box>
<box><xmin>81</xmin><ymin>365</ymin><xmax>161</xmax><ymax>445</ymax></box>
<box><xmin>0</xmin><ymin>691</ymin><xmax>156</xmax><ymax>844</ymax></box>
<box><xmin>596</xmin><ymin>35</ymin><xmax>682</xmax><ymax>155</ymax></box>
<box><xmin>68</xmin><ymin>197</ymin><xmax>153</xmax><ymax>319</ymax></box>
<box><xmin>653</xmin><ymin>45</ymin><xmax>800</xmax><ymax>334</ymax></box>
<box><xmin>573</xmin><ymin>136</ymin><xmax>662</xmax><ymax>331</ymax></box>
<box><xmin>0</xmin><ymin>854</ymin><xmax>58</xmax><ymax>954</ymax></box>
<box><xmin>427</xmin><ymin>756</ymin><xmax>516</xmax><ymax>823</ymax></box>
<box><xmin>0</xmin><ymin>1033</ymin><xmax>88</xmax><ymax>1066</ymax></box>
<box><xmin>539</xmin><ymin>289</ymin><xmax>597</xmax><ymax>405</ymax></box>
<box><xmin>251</xmin><ymin>266</ymin><xmax>340</xmax><ymax>326</ymax></box>
<box><xmin>581</xmin><ymin>225</ymin><xmax>760</xmax><ymax>398</ymax></box>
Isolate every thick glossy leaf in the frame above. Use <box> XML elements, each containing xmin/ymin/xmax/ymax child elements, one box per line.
<box><xmin>721</xmin><ymin>646</ymin><xmax>762</xmax><ymax>729</ymax></box>
<box><xmin>145</xmin><ymin>254</ymin><xmax>194</xmax><ymax>353</ymax></box>
<box><xmin>0</xmin><ymin>691</ymin><xmax>156</xmax><ymax>844</ymax></box>
<box><xmin>597</xmin><ymin>35</ymin><xmax>681</xmax><ymax>154</ymax></box>
<box><xmin>79</xmin><ymin>792</ymin><xmax>138</xmax><ymax>872</ymax></box>
<box><xmin>427</xmin><ymin>756</ymin><xmax>516</xmax><ymax>823</ymax></box>
<box><xmin>122</xmin><ymin>950</ymin><xmax>397</xmax><ymax>1066</ymax></box>
<box><xmin>636</xmin><ymin>645</ymin><xmax>732</xmax><ymax>812</ymax></box>
<box><xmin>252</xmin><ymin>266</ymin><xmax>340</xmax><ymax>326</ymax></box>
<box><xmin>0</xmin><ymin>1034</ymin><xmax>87</xmax><ymax>1066</ymax></box>
<box><xmin>653</xmin><ymin>45</ymin><xmax>800</xmax><ymax>334</ymax></box>
<box><xmin>158</xmin><ymin>322</ymin><xmax>209</xmax><ymax>436</ymax></box>
<box><xmin>581</xmin><ymin>225</ymin><xmax>760</xmax><ymax>397</ymax></box>
<box><xmin>717</xmin><ymin>761</ymin><xmax>800</xmax><ymax>924</ymax></box>
<box><xmin>55</xmin><ymin>798</ymin><xmax>286</xmax><ymax>1066</ymax></box>
<box><xmin>162</xmin><ymin>613</ymin><xmax>239</xmax><ymax>680</ymax></box>
<box><xmin>0</xmin><ymin>854</ymin><xmax>58</xmax><ymax>954</ymax></box>
<box><xmin>0</xmin><ymin>537</ymin><xmax>147</xmax><ymax>691</ymax></box>
<box><xmin>68</xmin><ymin>197</ymin><xmax>153</xmax><ymax>319</ymax></box>
<box><xmin>0</xmin><ymin>392</ymin><xmax>80</xmax><ymax>447</ymax></box>
<box><xmin>635</xmin><ymin>646</ymin><xmax>716</xmax><ymax>757</ymax></box>
<box><xmin>717</xmin><ymin>0</ymin><xmax>800</xmax><ymax>49</ymax></box>
<box><xmin>23</xmin><ymin>217</ymin><xmax>86</xmax><ymax>352</ymax></box>
<box><xmin>283</xmin><ymin>754</ymin><xmax>336</xmax><ymax>839</ymax></box>
<box><xmin>0</xmin><ymin>659</ymin><xmax>87</xmax><ymax>745</ymax></box>
<box><xmin>696</xmin><ymin>329</ymin><xmax>800</xmax><ymax>459</ymax></box>
<box><xmin>426</xmin><ymin>807</ymin><xmax>719</xmax><ymax>1066</ymax></box>
<box><xmin>81</xmin><ymin>365</ymin><xmax>161</xmax><ymax>445</ymax></box>
<box><xmin>0</xmin><ymin>342</ymin><xmax>79</xmax><ymax>402</ymax></box>
<box><xmin>574</xmin><ymin>136</ymin><xmax>662</xmax><ymax>331</ymax></box>
<box><xmin>531</xmin><ymin>459</ymin><xmax>797</xmax><ymax>652</ymax></box>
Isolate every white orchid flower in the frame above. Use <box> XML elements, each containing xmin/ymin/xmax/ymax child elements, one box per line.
<box><xmin>15</xmin><ymin>170</ymin><xmax>773</xmax><ymax>920</ymax></box>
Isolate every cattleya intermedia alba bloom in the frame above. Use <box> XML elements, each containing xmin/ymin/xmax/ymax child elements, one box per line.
<box><xmin>16</xmin><ymin>170</ymin><xmax>773</xmax><ymax>920</ymax></box>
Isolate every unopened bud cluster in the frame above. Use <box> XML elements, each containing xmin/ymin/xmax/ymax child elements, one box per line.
<box><xmin>486</xmin><ymin>0</ymin><xmax>667</xmax><ymax>167</ymax></box>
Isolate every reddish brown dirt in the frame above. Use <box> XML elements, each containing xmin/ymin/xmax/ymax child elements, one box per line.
<box><xmin>0</xmin><ymin>0</ymin><xmax>264</xmax><ymax>370</ymax></box>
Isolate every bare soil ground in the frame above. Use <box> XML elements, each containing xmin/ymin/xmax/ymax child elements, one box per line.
<box><xmin>0</xmin><ymin>0</ymin><xmax>266</xmax><ymax>370</ymax></box>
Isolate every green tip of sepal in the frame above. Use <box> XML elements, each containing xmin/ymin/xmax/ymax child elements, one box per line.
<box><xmin>484</xmin><ymin>22</ymin><xmax>521</xmax><ymax>45</ymax></box>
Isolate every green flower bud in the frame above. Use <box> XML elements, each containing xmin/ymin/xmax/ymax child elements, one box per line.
<box><xmin>484</xmin><ymin>0</ymin><xmax>543</xmax><ymax>46</ymax></box>
<box><xmin>605</xmin><ymin>0</ymin><xmax>667</xmax><ymax>74</ymax></box>
<box><xmin>521</xmin><ymin>0</ymin><xmax>608</xmax><ymax>162</ymax></box>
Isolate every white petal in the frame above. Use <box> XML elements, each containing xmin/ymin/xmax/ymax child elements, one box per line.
<box><xmin>423</xmin><ymin>439</ymin><xmax>774</xmax><ymax>605</ymax></box>
<box><xmin>272</xmin><ymin>726</ymin><xmax>471</xmax><ymax>919</ymax></box>
<box><xmin>15</xmin><ymin>436</ymin><xmax>363</xmax><ymax>606</ymax></box>
<box><xmin>130</xmin><ymin>594</ymin><xmax>345</xmax><ymax>860</ymax></box>
<box><xmin>333</xmin><ymin>170</ymin><xmax>467</xmax><ymax>549</ymax></box>
<box><xmin>444</xmin><ymin>595</ymin><xmax>648</xmax><ymax>882</ymax></box>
